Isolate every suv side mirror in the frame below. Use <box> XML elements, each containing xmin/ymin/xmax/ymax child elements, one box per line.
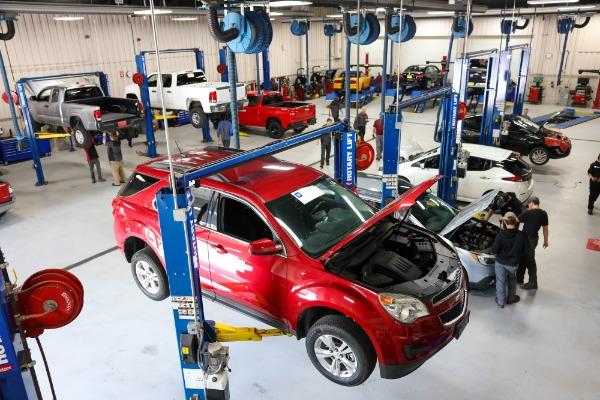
<box><xmin>249</xmin><ymin>238</ymin><xmax>282</xmax><ymax>255</ymax></box>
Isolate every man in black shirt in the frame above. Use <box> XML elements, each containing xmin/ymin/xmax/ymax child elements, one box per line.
<box><xmin>484</xmin><ymin>191</ymin><xmax>523</xmax><ymax>222</ymax></box>
<box><xmin>518</xmin><ymin>196</ymin><xmax>548</xmax><ymax>289</ymax></box>
<box><xmin>489</xmin><ymin>212</ymin><xmax>528</xmax><ymax>308</ymax></box>
<box><xmin>588</xmin><ymin>153</ymin><xmax>600</xmax><ymax>215</ymax></box>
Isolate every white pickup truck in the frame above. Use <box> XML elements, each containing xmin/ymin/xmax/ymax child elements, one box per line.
<box><xmin>124</xmin><ymin>69</ymin><xmax>247</xmax><ymax>129</ymax></box>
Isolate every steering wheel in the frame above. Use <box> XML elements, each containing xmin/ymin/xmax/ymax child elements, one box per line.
<box><xmin>308</xmin><ymin>201</ymin><xmax>329</xmax><ymax>225</ymax></box>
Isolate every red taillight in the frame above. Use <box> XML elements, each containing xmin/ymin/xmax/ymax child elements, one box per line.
<box><xmin>209</xmin><ymin>91</ymin><xmax>217</xmax><ymax>103</ymax></box>
<box><xmin>502</xmin><ymin>175</ymin><xmax>524</xmax><ymax>182</ymax></box>
<box><xmin>93</xmin><ymin>109</ymin><xmax>102</xmax><ymax>120</ymax></box>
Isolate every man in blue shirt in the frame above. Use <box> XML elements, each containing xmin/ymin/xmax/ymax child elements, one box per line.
<box><xmin>217</xmin><ymin>116</ymin><xmax>233</xmax><ymax>148</ymax></box>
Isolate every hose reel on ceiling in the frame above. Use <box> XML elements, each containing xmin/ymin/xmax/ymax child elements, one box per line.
<box><xmin>451</xmin><ymin>16</ymin><xmax>474</xmax><ymax>38</ymax></box>
<box><xmin>291</xmin><ymin>20</ymin><xmax>310</xmax><ymax>36</ymax></box>
<box><xmin>323</xmin><ymin>23</ymin><xmax>342</xmax><ymax>37</ymax></box>
<box><xmin>386</xmin><ymin>14</ymin><xmax>417</xmax><ymax>43</ymax></box>
<box><xmin>343</xmin><ymin>12</ymin><xmax>380</xmax><ymax>45</ymax></box>
<box><xmin>207</xmin><ymin>5</ymin><xmax>273</xmax><ymax>54</ymax></box>
<box><xmin>500</xmin><ymin>18</ymin><xmax>530</xmax><ymax>35</ymax></box>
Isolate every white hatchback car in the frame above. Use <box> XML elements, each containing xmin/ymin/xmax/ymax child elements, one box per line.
<box><xmin>397</xmin><ymin>143</ymin><xmax>534</xmax><ymax>202</ymax></box>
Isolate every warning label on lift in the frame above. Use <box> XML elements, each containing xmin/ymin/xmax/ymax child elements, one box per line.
<box><xmin>382</xmin><ymin>174</ymin><xmax>398</xmax><ymax>190</ymax></box>
<box><xmin>172</xmin><ymin>296</ymin><xmax>198</xmax><ymax>318</ymax></box>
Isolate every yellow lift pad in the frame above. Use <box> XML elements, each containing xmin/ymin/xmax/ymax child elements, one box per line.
<box><xmin>214</xmin><ymin>322</ymin><xmax>291</xmax><ymax>342</ymax></box>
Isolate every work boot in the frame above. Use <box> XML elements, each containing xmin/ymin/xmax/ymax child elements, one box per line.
<box><xmin>507</xmin><ymin>295</ymin><xmax>521</xmax><ymax>305</ymax></box>
<box><xmin>92</xmin><ymin>178</ymin><xmax>96</xmax><ymax>184</ymax></box>
<box><xmin>99</xmin><ymin>177</ymin><xmax>106</xmax><ymax>182</ymax></box>
<box><xmin>495</xmin><ymin>299</ymin><xmax>504</xmax><ymax>309</ymax></box>
<box><xmin>522</xmin><ymin>282</ymin><xmax>538</xmax><ymax>290</ymax></box>
<box><xmin>588</xmin><ymin>209</ymin><xmax>594</xmax><ymax>215</ymax></box>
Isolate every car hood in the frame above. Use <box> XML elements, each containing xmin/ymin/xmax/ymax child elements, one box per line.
<box><xmin>438</xmin><ymin>189</ymin><xmax>499</xmax><ymax>236</ymax></box>
<box><xmin>320</xmin><ymin>176</ymin><xmax>441</xmax><ymax>260</ymax></box>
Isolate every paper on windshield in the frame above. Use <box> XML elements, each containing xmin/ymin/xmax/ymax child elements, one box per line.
<box><xmin>292</xmin><ymin>186</ymin><xmax>324</xmax><ymax>204</ymax></box>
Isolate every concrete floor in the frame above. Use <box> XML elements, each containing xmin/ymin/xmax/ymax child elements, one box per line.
<box><xmin>0</xmin><ymin>96</ymin><xmax>599</xmax><ymax>400</ymax></box>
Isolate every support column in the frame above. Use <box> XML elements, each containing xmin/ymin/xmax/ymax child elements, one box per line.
<box><xmin>15</xmin><ymin>82</ymin><xmax>46</xmax><ymax>186</ymax></box>
<box><xmin>262</xmin><ymin>49</ymin><xmax>271</xmax><ymax>90</ymax></box>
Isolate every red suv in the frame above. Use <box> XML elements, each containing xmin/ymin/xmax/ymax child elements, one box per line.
<box><xmin>112</xmin><ymin>147</ymin><xmax>469</xmax><ymax>386</ymax></box>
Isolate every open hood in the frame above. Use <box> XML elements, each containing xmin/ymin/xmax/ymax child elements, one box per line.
<box><xmin>320</xmin><ymin>176</ymin><xmax>441</xmax><ymax>260</ymax></box>
<box><xmin>438</xmin><ymin>189</ymin><xmax>499</xmax><ymax>237</ymax></box>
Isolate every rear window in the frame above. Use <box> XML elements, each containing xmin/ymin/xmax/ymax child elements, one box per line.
<box><xmin>262</xmin><ymin>94</ymin><xmax>283</xmax><ymax>105</ymax></box>
<box><xmin>118</xmin><ymin>173</ymin><xmax>160</xmax><ymax>197</ymax></box>
<box><xmin>498</xmin><ymin>155</ymin><xmax>531</xmax><ymax>176</ymax></box>
<box><xmin>177</xmin><ymin>72</ymin><xmax>207</xmax><ymax>86</ymax></box>
<box><xmin>405</xmin><ymin>65</ymin><xmax>426</xmax><ymax>72</ymax></box>
<box><xmin>64</xmin><ymin>86</ymin><xmax>103</xmax><ymax>101</ymax></box>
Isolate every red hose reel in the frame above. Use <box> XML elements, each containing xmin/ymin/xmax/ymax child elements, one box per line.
<box><xmin>16</xmin><ymin>269</ymin><xmax>84</xmax><ymax>338</ymax></box>
<box><xmin>356</xmin><ymin>141</ymin><xmax>375</xmax><ymax>171</ymax></box>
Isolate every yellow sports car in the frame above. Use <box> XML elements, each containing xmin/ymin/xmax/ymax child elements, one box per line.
<box><xmin>333</xmin><ymin>69</ymin><xmax>372</xmax><ymax>92</ymax></box>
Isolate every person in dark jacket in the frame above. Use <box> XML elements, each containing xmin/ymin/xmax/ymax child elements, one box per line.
<box><xmin>489</xmin><ymin>212</ymin><xmax>528</xmax><ymax>308</ymax></box>
<box><xmin>329</xmin><ymin>97</ymin><xmax>341</xmax><ymax>122</ymax></box>
<box><xmin>588</xmin><ymin>153</ymin><xmax>600</xmax><ymax>215</ymax></box>
<box><xmin>104</xmin><ymin>131</ymin><xmax>126</xmax><ymax>186</ymax></box>
<box><xmin>353</xmin><ymin>107</ymin><xmax>368</xmax><ymax>141</ymax></box>
<box><xmin>84</xmin><ymin>138</ymin><xmax>105</xmax><ymax>183</ymax></box>
<box><xmin>518</xmin><ymin>196</ymin><xmax>549</xmax><ymax>289</ymax></box>
<box><xmin>217</xmin><ymin>116</ymin><xmax>233</xmax><ymax>148</ymax></box>
<box><xmin>484</xmin><ymin>191</ymin><xmax>523</xmax><ymax>222</ymax></box>
<box><xmin>319</xmin><ymin>118</ymin><xmax>334</xmax><ymax>169</ymax></box>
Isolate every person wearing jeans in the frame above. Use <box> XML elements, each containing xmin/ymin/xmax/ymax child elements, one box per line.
<box><xmin>84</xmin><ymin>138</ymin><xmax>105</xmax><ymax>184</ymax></box>
<box><xmin>489</xmin><ymin>212</ymin><xmax>529</xmax><ymax>308</ymax></box>
<box><xmin>217</xmin><ymin>115</ymin><xmax>233</xmax><ymax>148</ymax></box>
<box><xmin>105</xmin><ymin>131</ymin><xmax>126</xmax><ymax>186</ymax></box>
<box><xmin>518</xmin><ymin>196</ymin><xmax>549</xmax><ymax>289</ymax></box>
<box><xmin>319</xmin><ymin>118</ymin><xmax>333</xmax><ymax>169</ymax></box>
<box><xmin>372</xmin><ymin>116</ymin><xmax>384</xmax><ymax>161</ymax></box>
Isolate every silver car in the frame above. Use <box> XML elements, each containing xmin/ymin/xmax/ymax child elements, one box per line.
<box><xmin>357</xmin><ymin>173</ymin><xmax>499</xmax><ymax>289</ymax></box>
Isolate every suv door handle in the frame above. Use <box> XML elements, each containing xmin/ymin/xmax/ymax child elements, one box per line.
<box><xmin>480</xmin><ymin>176</ymin><xmax>491</xmax><ymax>180</ymax></box>
<box><xmin>209</xmin><ymin>242</ymin><xmax>227</xmax><ymax>254</ymax></box>
<box><xmin>166</xmin><ymin>90</ymin><xmax>172</xmax><ymax>93</ymax></box>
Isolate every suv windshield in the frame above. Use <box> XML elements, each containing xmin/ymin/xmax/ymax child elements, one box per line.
<box><xmin>409</xmin><ymin>191</ymin><xmax>456</xmax><ymax>233</ymax></box>
<box><xmin>266</xmin><ymin>177</ymin><xmax>375</xmax><ymax>258</ymax></box>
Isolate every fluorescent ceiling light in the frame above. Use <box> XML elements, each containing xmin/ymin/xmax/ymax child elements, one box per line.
<box><xmin>527</xmin><ymin>0</ymin><xmax>579</xmax><ymax>4</ymax></box>
<box><xmin>269</xmin><ymin>12</ymin><xmax>284</xmax><ymax>16</ymax></box>
<box><xmin>54</xmin><ymin>16</ymin><xmax>84</xmax><ymax>21</ymax></box>
<box><xmin>133</xmin><ymin>9</ymin><xmax>173</xmax><ymax>15</ymax></box>
<box><xmin>270</xmin><ymin>1</ymin><xmax>312</xmax><ymax>7</ymax></box>
<box><xmin>427</xmin><ymin>11</ymin><xmax>455</xmax><ymax>15</ymax></box>
<box><xmin>557</xmin><ymin>5</ymin><xmax>596</xmax><ymax>10</ymax></box>
<box><xmin>326</xmin><ymin>14</ymin><xmax>343</xmax><ymax>18</ymax></box>
<box><xmin>172</xmin><ymin>17</ymin><xmax>198</xmax><ymax>21</ymax></box>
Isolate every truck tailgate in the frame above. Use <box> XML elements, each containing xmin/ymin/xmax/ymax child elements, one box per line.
<box><xmin>101</xmin><ymin>112</ymin><xmax>142</xmax><ymax>130</ymax></box>
<box><xmin>289</xmin><ymin>103</ymin><xmax>316</xmax><ymax>122</ymax></box>
<box><xmin>216</xmin><ymin>83</ymin><xmax>246</xmax><ymax>104</ymax></box>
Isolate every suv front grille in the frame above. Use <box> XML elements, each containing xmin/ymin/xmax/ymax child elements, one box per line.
<box><xmin>432</xmin><ymin>268</ymin><xmax>461</xmax><ymax>305</ymax></box>
<box><xmin>439</xmin><ymin>291</ymin><xmax>465</xmax><ymax>325</ymax></box>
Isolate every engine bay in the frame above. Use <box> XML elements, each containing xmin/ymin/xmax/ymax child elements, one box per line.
<box><xmin>450</xmin><ymin>218</ymin><xmax>499</xmax><ymax>251</ymax></box>
<box><xmin>325</xmin><ymin>220</ymin><xmax>455</xmax><ymax>290</ymax></box>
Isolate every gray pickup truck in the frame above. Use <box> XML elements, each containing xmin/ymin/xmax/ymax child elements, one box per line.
<box><xmin>27</xmin><ymin>83</ymin><xmax>144</xmax><ymax>148</ymax></box>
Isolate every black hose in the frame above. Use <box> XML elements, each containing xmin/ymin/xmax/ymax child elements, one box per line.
<box><xmin>343</xmin><ymin>12</ymin><xmax>358</xmax><ymax>37</ymax></box>
<box><xmin>515</xmin><ymin>18</ymin><xmax>530</xmax><ymax>30</ymax></box>
<box><xmin>386</xmin><ymin>13</ymin><xmax>399</xmax><ymax>35</ymax></box>
<box><xmin>0</xmin><ymin>20</ymin><xmax>15</xmax><ymax>41</ymax></box>
<box><xmin>574</xmin><ymin>16</ymin><xmax>590</xmax><ymax>29</ymax></box>
<box><xmin>207</xmin><ymin>6</ymin><xmax>239</xmax><ymax>43</ymax></box>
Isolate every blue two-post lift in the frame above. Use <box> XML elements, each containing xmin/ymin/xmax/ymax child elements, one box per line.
<box><xmin>134</xmin><ymin>48</ymin><xmax>210</xmax><ymax>157</ymax></box>
<box><xmin>14</xmin><ymin>71</ymin><xmax>110</xmax><ymax>186</ymax></box>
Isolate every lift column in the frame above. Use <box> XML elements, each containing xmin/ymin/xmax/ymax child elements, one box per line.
<box><xmin>135</xmin><ymin>53</ymin><xmax>158</xmax><ymax>157</ymax></box>
<box><xmin>480</xmin><ymin>50</ymin><xmax>510</xmax><ymax>146</ymax></box>
<box><xmin>511</xmin><ymin>45</ymin><xmax>530</xmax><ymax>116</ymax></box>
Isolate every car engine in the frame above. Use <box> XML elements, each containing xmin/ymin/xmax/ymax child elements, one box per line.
<box><xmin>451</xmin><ymin>219</ymin><xmax>499</xmax><ymax>251</ymax></box>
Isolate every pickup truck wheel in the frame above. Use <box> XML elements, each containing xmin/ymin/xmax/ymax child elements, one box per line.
<box><xmin>529</xmin><ymin>146</ymin><xmax>550</xmax><ymax>166</ymax></box>
<box><xmin>131</xmin><ymin>248</ymin><xmax>169</xmax><ymax>301</ymax></box>
<box><xmin>267</xmin><ymin>120</ymin><xmax>284</xmax><ymax>139</ymax></box>
<box><xmin>293</xmin><ymin>127</ymin><xmax>305</xmax><ymax>134</ymax></box>
<box><xmin>71</xmin><ymin>122</ymin><xmax>92</xmax><ymax>148</ymax></box>
<box><xmin>306</xmin><ymin>315</ymin><xmax>376</xmax><ymax>386</ymax></box>
<box><xmin>190</xmin><ymin>107</ymin><xmax>207</xmax><ymax>129</ymax></box>
<box><xmin>30</xmin><ymin>119</ymin><xmax>41</xmax><ymax>133</ymax></box>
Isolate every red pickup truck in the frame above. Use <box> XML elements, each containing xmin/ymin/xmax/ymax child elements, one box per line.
<box><xmin>238</xmin><ymin>91</ymin><xmax>317</xmax><ymax>138</ymax></box>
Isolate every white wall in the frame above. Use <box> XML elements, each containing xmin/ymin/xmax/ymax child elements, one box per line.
<box><xmin>0</xmin><ymin>12</ymin><xmax>342</xmax><ymax>129</ymax></box>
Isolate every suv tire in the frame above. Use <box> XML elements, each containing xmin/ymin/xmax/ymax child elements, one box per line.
<box><xmin>131</xmin><ymin>247</ymin><xmax>169</xmax><ymax>301</ymax></box>
<box><xmin>71</xmin><ymin>121</ymin><xmax>92</xmax><ymax>148</ymax></box>
<box><xmin>190</xmin><ymin>107</ymin><xmax>207</xmax><ymax>129</ymax></box>
<box><xmin>529</xmin><ymin>146</ymin><xmax>550</xmax><ymax>166</ymax></box>
<box><xmin>305</xmin><ymin>315</ymin><xmax>376</xmax><ymax>386</ymax></box>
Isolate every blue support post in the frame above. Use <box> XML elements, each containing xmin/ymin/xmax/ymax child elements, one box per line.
<box><xmin>557</xmin><ymin>30</ymin><xmax>569</xmax><ymax>86</ymax></box>
<box><xmin>512</xmin><ymin>46</ymin><xmax>530</xmax><ymax>116</ymax></box>
<box><xmin>156</xmin><ymin>189</ymin><xmax>215</xmax><ymax>400</ymax></box>
<box><xmin>480</xmin><ymin>51</ymin><xmax>510</xmax><ymax>146</ymax></box>
<box><xmin>135</xmin><ymin>53</ymin><xmax>158</xmax><ymax>157</ymax></box>
<box><xmin>438</xmin><ymin>58</ymin><xmax>468</xmax><ymax>206</ymax></box>
<box><xmin>0</xmin><ymin>50</ymin><xmax>23</xmax><ymax>139</ymax></box>
<box><xmin>262</xmin><ymin>49</ymin><xmax>271</xmax><ymax>91</ymax></box>
<box><xmin>97</xmin><ymin>72</ymin><xmax>110</xmax><ymax>96</ymax></box>
<box><xmin>339</xmin><ymin>130</ymin><xmax>357</xmax><ymax>189</ymax></box>
<box><xmin>381</xmin><ymin>112</ymin><xmax>402</xmax><ymax>205</ymax></box>
<box><xmin>219</xmin><ymin>47</ymin><xmax>228</xmax><ymax>83</ymax></box>
<box><xmin>15</xmin><ymin>82</ymin><xmax>46</xmax><ymax>186</ymax></box>
<box><xmin>305</xmin><ymin>32</ymin><xmax>310</xmax><ymax>91</ymax></box>
<box><xmin>195</xmin><ymin>49</ymin><xmax>205</xmax><ymax>71</ymax></box>
<box><xmin>255</xmin><ymin>53</ymin><xmax>261</xmax><ymax>90</ymax></box>
<box><xmin>328</xmin><ymin>35</ymin><xmax>332</xmax><ymax>71</ymax></box>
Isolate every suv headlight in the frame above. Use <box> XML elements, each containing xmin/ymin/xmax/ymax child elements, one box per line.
<box><xmin>378</xmin><ymin>293</ymin><xmax>430</xmax><ymax>324</ymax></box>
<box><xmin>470</xmin><ymin>252</ymin><xmax>495</xmax><ymax>265</ymax></box>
